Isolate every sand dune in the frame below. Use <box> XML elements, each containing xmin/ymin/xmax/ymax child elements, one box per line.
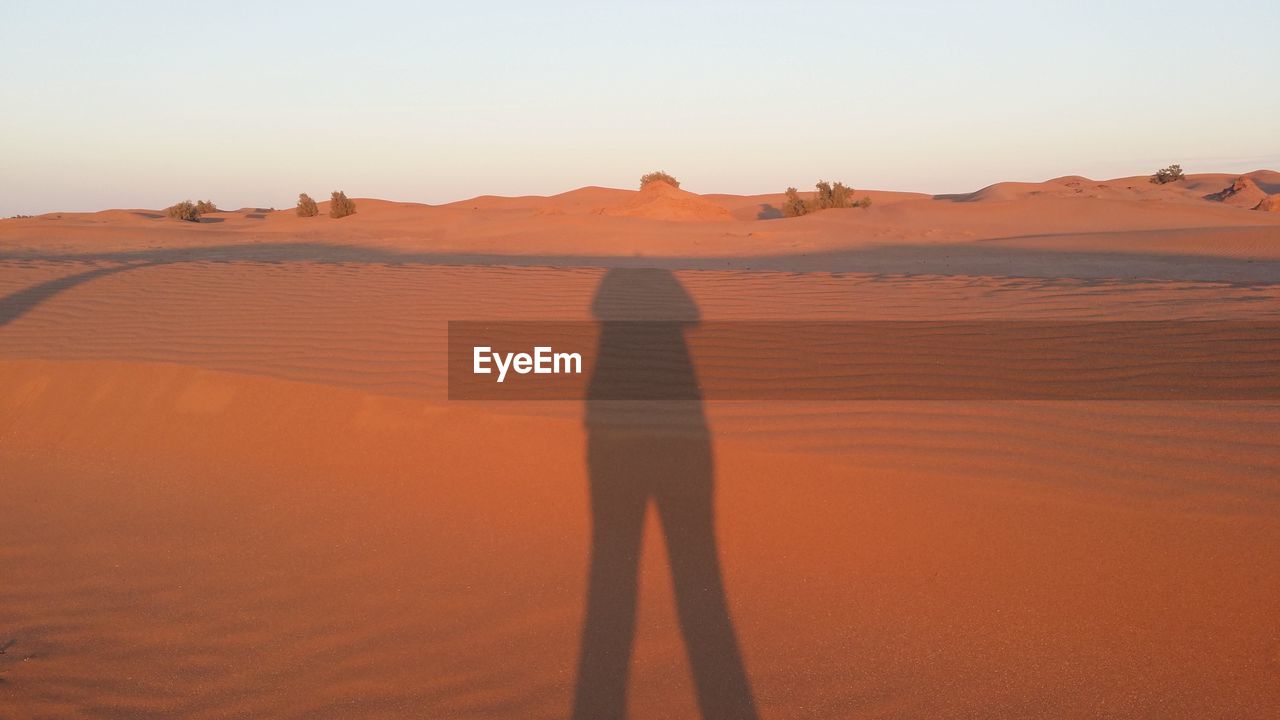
<box><xmin>598</xmin><ymin>181</ymin><xmax>735</xmax><ymax>221</ymax></box>
<box><xmin>2</xmin><ymin>175</ymin><xmax>1279</xmax><ymax>718</ymax></box>
<box><xmin>1205</xmin><ymin>176</ymin><xmax>1270</xmax><ymax>208</ymax></box>
<box><xmin>948</xmin><ymin>170</ymin><xmax>1280</xmax><ymax>206</ymax></box>
<box><xmin>4</xmin><ymin>173</ymin><xmax>1277</xmax><ymax>263</ymax></box>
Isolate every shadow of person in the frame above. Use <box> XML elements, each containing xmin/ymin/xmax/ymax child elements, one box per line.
<box><xmin>573</xmin><ymin>268</ymin><xmax>757</xmax><ymax>720</ymax></box>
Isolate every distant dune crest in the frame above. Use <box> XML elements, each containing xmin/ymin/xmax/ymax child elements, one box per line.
<box><xmin>938</xmin><ymin>169</ymin><xmax>1280</xmax><ymax>209</ymax></box>
<box><xmin>597</xmin><ymin>179</ymin><xmax>734</xmax><ymax>222</ymax></box>
<box><xmin>4</xmin><ymin>171</ymin><xmax>1278</xmax><ymax>243</ymax></box>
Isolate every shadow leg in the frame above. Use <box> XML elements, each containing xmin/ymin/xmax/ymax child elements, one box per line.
<box><xmin>573</xmin><ymin>436</ymin><xmax>649</xmax><ymax>720</ymax></box>
<box><xmin>656</xmin><ymin>441</ymin><xmax>758</xmax><ymax>720</ymax></box>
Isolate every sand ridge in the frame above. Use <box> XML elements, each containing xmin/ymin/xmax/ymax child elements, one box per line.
<box><xmin>597</xmin><ymin>180</ymin><xmax>735</xmax><ymax>222</ymax></box>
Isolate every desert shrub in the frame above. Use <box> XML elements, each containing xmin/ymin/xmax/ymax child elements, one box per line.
<box><xmin>813</xmin><ymin>180</ymin><xmax>855</xmax><ymax>210</ymax></box>
<box><xmin>329</xmin><ymin>190</ymin><xmax>356</xmax><ymax>219</ymax></box>
<box><xmin>195</xmin><ymin>199</ymin><xmax>218</xmax><ymax>214</ymax></box>
<box><xmin>782</xmin><ymin>181</ymin><xmax>871</xmax><ymax>217</ymax></box>
<box><xmin>166</xmin><ymin>200</ymin><xmax>199</xmax><ymax>222</ymax></box>
<box><xmin>782</xmin><ymin>187</ymin><xmax>809</xmax><ymax>217</ymax></box>
<box><xmin>1150</xmin><ymin>164</ymin><xmax>1185</xmax><ymax>184</ymax></box>
<box><xmin>640</xmin><ymin>171</ymin><xmax>680</xmax><ymax>190</ymax></box>
<box><xmin>296</xmin><ymin>193</ymin><xmax>319</xmax><ymax>217</ymax></box>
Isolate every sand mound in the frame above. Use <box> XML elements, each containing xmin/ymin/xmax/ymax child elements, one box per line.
<box><xmin>950</xmin><ymin>176</ymin><xmax>1104</xmax><ymax>202</ymax></box>
<box><xmin>947</xmin><ymin>181</ymin><xmax>1043</xmax><ymax>202</ymax></box>
<box><xmin>1241</xmin><ymin>169</ymin><xmax>1280</xmax><ymax>194</ymax></box>
<box><xmin>1206</xmin><ymin>177</ymin><xmax>1268</xmax><ymax>208</ymax></box>
<box><xmin>599</xmin><ymin>181</ymin><xmax>734</xmax><ymax>222</ymax></box>
<box><xmin>1255</xmin><ymin>194</ymin><xmax>1280</xmax><ymax>212</ymax></box>
<box><xmin>939</xmin><ymin>172</ymin><xmax>1280</xmax><ymax>208</ymax></box>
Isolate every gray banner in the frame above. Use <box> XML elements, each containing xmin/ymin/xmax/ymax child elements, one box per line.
<box><xmin>448</xmin><ymin>321</ymin><xmax>1280</xmax><ymax>401</ymax></box>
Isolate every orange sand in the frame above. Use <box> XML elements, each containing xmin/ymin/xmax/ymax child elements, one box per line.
<box><xmin>2</xmin><ymin>173</ymin><xmax>1278</xmax><ymax>718</ymax></box>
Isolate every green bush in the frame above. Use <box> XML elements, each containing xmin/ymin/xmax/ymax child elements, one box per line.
<box><xmin>195</xmin><ymin>199</ymin><xmax>218</xmax><ymax>214</ymax></box>
<box><xmin>166</xmin><ymin>200</ymin><xmax>199</xmax><ymax>222</ymax></box>
<box><xmin>640</xmin><ymin>171</ymin><xmax>680</xmax><ymax>189</ymax></box>
<box><xmin>329</xmin><ymin>190</ymin><xmax>356</xmax><ymax>219</ymax></box>
<box><xmin>1150</xmin><ymin>164</ymin><xmax>1185</xmax><ymax>184</ymax></box>
<box><xmin>296</xmin><ymin>193</ymin><xmax>319</xmax><ymax>217</ymax></box>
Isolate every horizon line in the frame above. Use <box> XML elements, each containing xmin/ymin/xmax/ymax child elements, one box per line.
<box><xmin>8</xmin><ymin>165</ymin><xmax>1280</xmax><ymax>218</ymax></box>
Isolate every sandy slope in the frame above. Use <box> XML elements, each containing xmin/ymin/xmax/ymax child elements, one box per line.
<box><xmin>1</xmin><ymin>174</ymin><xmax>1279</xmax><ymax>718</ymax></box>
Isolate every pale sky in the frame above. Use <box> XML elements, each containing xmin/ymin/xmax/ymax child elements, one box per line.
<box><xmin>2</xmin><ymin>0</ymin><xmax>1277</xmax><ymax>215</ymax></box>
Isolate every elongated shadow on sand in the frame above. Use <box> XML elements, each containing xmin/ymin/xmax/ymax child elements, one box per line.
<box><xmin>0</xmin><ymin>263</ymin><xmax>141</xmax><ymax>328</ymax></box>
<box><xmin>4</xmin><ymin>234</ymin><xmax>1278</xmax><ymax>333</ymax></box>
<box><xmin>573</xmin><ymin>269</ymin><xmax>757</xmax><ymax>720</ymax></box>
